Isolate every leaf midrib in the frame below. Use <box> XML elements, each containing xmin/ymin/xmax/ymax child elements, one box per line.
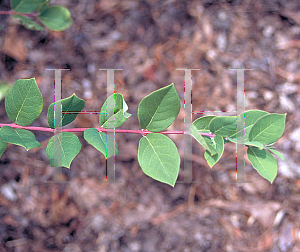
<box><xmin>145</xmin><ymin>87</ymin><xmax>172</xmax><ymax>129</ymax></box>
<box><xmin>15</xmin><ymin>84</ymin><xmax>32</xmax><ymax>123</ymax></box>
<box><xmin>145</xmin><ymin>136</ymin><xmax>172</xmax><ymax>182</ymax></box>
<box><xmin>250</xmin><ymin>148</ymin><xmax>269</xmax><ymax>180</ymax></box>
<box><xmin>251</xmin><ymin>117</ymin><xmax>281</xmax><ymax>142</ymax></box>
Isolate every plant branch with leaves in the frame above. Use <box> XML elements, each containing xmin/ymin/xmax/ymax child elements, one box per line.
<box><xmin>0</xmin><ymin>0</ymin><xmax>72</xmax><ymax>31</ymax></box>
<box><xmin>0</xmin><ymin>1</ymin><xmax>287</xmax><ymax>187</ymax></box>
<box><xmin>0</xmin><ymin>78</ymin><xmax>287</xmax><ymax>187</ymax></box>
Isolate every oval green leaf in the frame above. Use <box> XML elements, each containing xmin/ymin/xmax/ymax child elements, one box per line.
<box><xmin>5</xmin><ymin>78</ymin><xmax>43</xmax><ymax>126</ymax></box>
<box><xmin>192</xmin><ymin>115</ymin><xmax>217</xmax><ymax>133</ymax></box>
<box><xmin>248</xmin><ymin>113</ymin><xmax>287</xmax><ymax>144</ymax></box>
<box><xmin>0</xmin><ymin>126</ymin><xmax>41</xmax><ymax>151</ymax></box>
<box><xmin>138</xmin><ymin>133</ymin><xmax>180</xmax><ymax>187</ymax></box>
<box><xmin>209</xmin><ymin>116</ymin><xmax>237</xmax><ymax>137</ymax></box>
<box><xmin>10</xmin><ymin>0</ymin><xmax>47</xmax><ymax>13</ymax></box>
<box><xmin>13</xmin><ymin>15</ymin><xmax>44</xmax><ymax>31</ymax></box>
<box><xmin>38</xmin><ymin>5</ymin><xmax>72</xmax><ymax>31</ymax></box>
<box><xmin>229</xmin><ymin>110</ymin><xmax>269</xmax><ymax>140</ymax></box>
<box><xmin>138</xmin><ymin>83</ymin><xmax>181</xmax><ymax>132</ymax></box>
<box><xmin>84</xmin><ymin>128</ymin><xmax>119</xmax><ymax>159</ymax></box>
<box><xmin>204</xmin><ymin>135</ymin><xmax>224</xmax><ymax>168</ymax></box>
<box><xmin>189</xmin><ymin>124</ymin><xmax>217</xmax><ymax>155</ymax></box>
<box><xmin>47</xmin><ymin>93</ymin><xmax>85</xmax><ymax>129</ymax></box>
<box><xmin>46</xmin><ymin>132</ymin><xmax>81</xmax><ymax>168</ymax></box>
<box><xmin>99</xmin><ymin>93</ymin><xmax>131</xmax><ymax>129</ymax></box>
<box><xmin>247</xmin><ymin>146</ymin><xmax>278</xmax><ymax>183</ymax></box>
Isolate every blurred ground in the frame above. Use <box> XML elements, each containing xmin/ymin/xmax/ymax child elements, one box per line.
<box><xmin>0</xmin><ymin>0</ymin><xmax>300</xmax><ymax>251</ymax></box>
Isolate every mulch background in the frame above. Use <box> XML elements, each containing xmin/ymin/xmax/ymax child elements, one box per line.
<box><xmin>0</xmin><ymin>0</ymin><xmax>300</xmax><ymax>251</ymax></box>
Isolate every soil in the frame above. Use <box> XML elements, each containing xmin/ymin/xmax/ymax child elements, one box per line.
<box><xmin>0</xmin><ymin>0</ymin><xmax>300</xmax><ymax>251</ymax></box>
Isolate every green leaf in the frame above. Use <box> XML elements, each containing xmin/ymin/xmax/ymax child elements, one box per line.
<box><xmin>0</xmin><ymin>138</ymin><xmax>8</xmax><ymax>158</ymax></box>
<box><xmin>192</xmin><ymin>115</ymin><xmax>217</xmax><ymax>133</ymax></box>
<box><xmin>229</xmin><ymin>110</ymin><xmax>269</xmax><ymax>140</ymax></box>
<box><xmin>99</xmin><ymin>93</ymin><xmax>131</xmax><ymax>129</ymax></box>
<box><xmin>12</xmin><ymin>15</ymin><xmax>44</xmax><ymax>31</ymax></box>
<box><xmin>84</xmin><ymin>128</ymin><xmax>119</xmax><ymax>159</ymax></box>
<box><xmin>47</xmin><ymin>93</ymin><xmax>85</xmax><ymax>129</ymax></box>
<box><xmin>138</xmin><ymin>83</ymin><xmax>181</xmax><ymax>132</ymax></box>
<box><xmin>247</xmin><ymin>146</ymin><xmax>278</xmax><ymax>183</ymax></box>
<box><xmin>5</xmin><ymin>78</ymin><xmax>43</xmax><ymax>126</ymax></box>
<box><xmin>267</xmin><ymin>147</ymin><xmax>285</xmax><ymax>161</ymax></box>
<box><xmin>189</xmin><ymin>124</ymin><xmax>217</xmax><ymax>155</ymax></box>
<box><xmin>46</xmin><ymin>132</ymin><xmax>81</xmax><ymax>168</ymax></box>
<box><xmin>227</xmin><ymin>136</ymin><xmax>264</xmax><ymax>150</ymax></box>
<box><xmin>10</xmin><ymin>0</ymin><xmax>47</xmax><ymax>13</ymax></box>
<box><xmin>0</xmin><ymin>81</ymin><xmax>11</xmax><ymax>102</ymax></box>
<box><xmin>248</xmin><ymin>113</ymin><xmax>287</xmax><ymax>144</ymax></box>
<box><xmin>0</xmin><ymin>126</ymin><xmax>40</xmax><ymax>151</ymax></box>
<box><xmin>138</xmin><ymin>133</ymin><xmax>180</xmax><ymax>187</ymax></box>
<box><xmin>204</xmin><ymin>135</ymin><xmax>224</xmax><ymax>168</ymax></box>
<box><xmin>209</xmin><ymin>116</ymin><xmax>237</xmax><ymax>137</ymax></box>
<box><xmin>38</xmin><ymin>4</ymin><xmax>73</xmax><ymax>31</ymax></box>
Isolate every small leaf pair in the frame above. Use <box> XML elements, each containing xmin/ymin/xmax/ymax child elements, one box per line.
<box><xmin>137</xmin><ymin>83</ymin><xmax>181</xmax><ymax>187</ymax></box>
<box><xmin>0</xmin><ymin>78</ymin><xmax>42</xmax><ymax>154</ymax></box>
<box><xmin>11</xmin><ymin>0</ymin><xmax>72</xmax><ymax>31</ymax></box>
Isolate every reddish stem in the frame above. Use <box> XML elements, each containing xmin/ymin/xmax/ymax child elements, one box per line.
<box><xmin>0</xmin><ymin>10</ymin><xmax>38</xmax><ymax>17</ymax></box>
<box><xmin>0</xmin><ymin>10</ymin><xmax>13</xmax><ymax>15</ymax></box>
<box><xmin>0</xmin><ymin>123</ymin><xmax>217</xmax><ymax>137</ymax></box>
